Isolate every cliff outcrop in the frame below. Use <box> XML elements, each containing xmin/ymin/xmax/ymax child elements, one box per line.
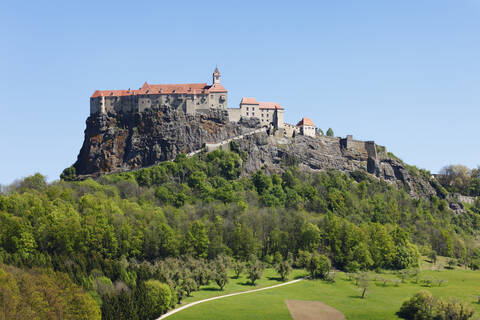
<box><xmin>74</xmin><ymin>106</ymin><xmax>260</xmax><ymax>177</ymax></box>
<box><xmin>74</xmin><ymin>106</ymin><xmax>439</xmax><ymax>199</ymax></box>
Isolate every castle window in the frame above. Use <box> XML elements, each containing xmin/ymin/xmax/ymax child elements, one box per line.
<box><xmin>252</xmin><ymin>113</ymin><xmax>255</xmax><ymax>116</ymax></box>
<box><xmin>246</xmin><ymin>112</ymin><xmax>249</xmax><ymax>116</ymax></box>
<box><xmin>246</xmin><ymin>107</ymin><xmax>249</xmax><ymax>111</ymax></box>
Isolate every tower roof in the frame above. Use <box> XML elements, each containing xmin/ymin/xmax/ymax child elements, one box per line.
<box><xmin>296</xmin><ymin>117</ymin><xmax>315</xmax><ymax>127</ymax></box>
<box><xmin>214</xmin><ymin>67</ymin><xmax>220</xmax><ymax>75</ymax></box>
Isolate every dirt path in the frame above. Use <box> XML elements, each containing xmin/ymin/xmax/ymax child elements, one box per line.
<box><xmin>285</xmin><ymin>300</ymin><xmax>346</xmax><ymax>320</ymax></box>
<box><xmin>156</xmin><ymin>278</ymin><xmax>305</xmax><ymax>319</ymax></box>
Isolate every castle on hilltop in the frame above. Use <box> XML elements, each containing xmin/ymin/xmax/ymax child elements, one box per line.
<box><xmin>90</xmin><ymin>68</ymin><xmax>316</xmax><ymax>137</ymax></box>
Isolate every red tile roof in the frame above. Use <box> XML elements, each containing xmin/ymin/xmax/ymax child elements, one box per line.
<box><xmin>205</xmin><ymin>83</ymin><xmax>227</xmax><ymax>93</ymax></box>
<box><xmin>296</xmin><ymin>117</ymin><xmax>315</xmax><ymax>127</ymax></box>
<box><xmin>91</xmin><ymin>81</ymin><xmax>227</xmax><ymax>98</ymax></box>
<box><xmin>139</xmin><ymin>82</ymin><xmax>209</xmax><ymax>94</ymax></box>
<box><xmin>91</xmin><ymin>89</ymin><xmax>138</xmax><ymax>98</ymax></box>
<box><xmin>240</xmin><ymin>97</ymin><xmax>259</xmax><ymax>105</ymax></box>
<box><xmin>258</xmin><ymin>102</ymin><xmax>283</xmax><ymax>110</ymax></box>
<box><xmin>240</xmin><ymin>97</ymin><xmax>283</xmax><ymax>110</ymax></box>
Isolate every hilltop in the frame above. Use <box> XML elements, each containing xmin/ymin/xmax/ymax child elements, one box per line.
<box><xmin>72</xmin><ymin>104</ymin><xmax>440</xmax><ymax>200</ymax></box>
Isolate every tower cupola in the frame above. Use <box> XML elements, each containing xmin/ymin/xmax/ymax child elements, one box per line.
<box><xmin>213</xmin><ymin>67</ymin><xmax>221</xmax><ymax>84</ymax></box>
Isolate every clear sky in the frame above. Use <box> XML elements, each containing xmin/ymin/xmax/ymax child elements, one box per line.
<box><xmin>1</xmin><ymin>0</ymin><xmax>479</xmax><ymax>185</ymax></box>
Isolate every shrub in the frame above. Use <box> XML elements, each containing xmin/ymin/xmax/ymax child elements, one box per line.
<box><xmin>398</xmin><ymin>291</ymin><xmax>475</xmax><ymax>320</ymax></box>
<box><xmin>307</xmin><ymin>253</ymin><xmax>331</xmax><ymax>279</ymax></box>
<box><xmin>144</xmin><ymin>280</ymin><xmax>173</xmax><ymax>317</ymax></box>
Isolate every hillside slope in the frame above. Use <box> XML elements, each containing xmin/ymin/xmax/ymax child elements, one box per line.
<box><xmin>73</xmin><ymin>106</ymin><xmax>439</xmax><ymax>199</ymax></box>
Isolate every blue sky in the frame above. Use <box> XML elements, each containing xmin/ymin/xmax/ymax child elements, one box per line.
<box><xmin>1</xmin><ymin>0</ymin><xmax>479</xmax><ymax>184</ymax></box>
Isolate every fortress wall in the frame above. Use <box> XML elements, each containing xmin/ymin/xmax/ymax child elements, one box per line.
<box><xmin>227</xmin><ymin>108</ymin><xmax>241</xmax><ymax>122</ymax></box>
<box><xmin>205</xmin><ymin>127</ymin><xmax>267</xmax><ymax>152</ymax></box>
<box><xmin>90</xmin><ymin>97</ymin><xmax>102</xmax><ymax>114</ymax></box>
<box><xmin>284</xmin><ymin>123</ymin><xmax>299</xmax><ymax>137</ymax></box>
<box><xmin>274</xmin><ymin>109</ymin><xmax>285</xmax><ymax>128</ymax></box>
<box><xmin>365</xmin><ymin>141</ymin><xmax>377</xmax><ymax>159</ymax></box>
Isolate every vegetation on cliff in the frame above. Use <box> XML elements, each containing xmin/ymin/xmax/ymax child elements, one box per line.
<box><xmin>1</xmin><ymin>150</ymin><xmax>480</xmax><ymax>318</ymax></box>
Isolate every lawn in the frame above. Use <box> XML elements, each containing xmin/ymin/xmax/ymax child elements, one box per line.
<box><xmin>169</xmin><ymin>265</ymin><xmax>480</xmax><ymax>320</ymax></box>
<box><xmin>181</xmin><ymin>268</ymin><xmax>309</xmax><ymax>304</ymax></box>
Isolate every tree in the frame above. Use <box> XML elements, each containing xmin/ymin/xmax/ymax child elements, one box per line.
<box><xmin>18</xmin><ymin>173</ymin><xmax>47</xmax><ymax>192</ymax></box>
<box><xmin>214</xmin><ymin>265</ymin><xmax>229</xmax><ymax>290</ymax></box>
<box><xmin>398</xmin><ymin>290</ymin><xmax>436</xmax><ymax>319</ymax></box>
<box><xmin>247</xmin><ymin>257</ymin><xmax>264</xmax><ymax>285</ymax></box>
<box><xmin>181</xmin><ymin>278</ymin><xmax>197</xmax><ymax>297</ymax></box>
<box><xmin>300</xmin><ymin>223</ymin><xmax>321</xmax><ymax>251</ymax></box>
<box><xmin>184</xmin><ymin>221</ymin><xmax>210</xmax><ymax>258</ymax></box>
<box><xmin>398</xmin><ymin>291</ymin><xmax>475</xmax><ymax>320</ymax></box>
<box><xmin>275</xmin><ymin>258</ymin><xmax>292</xmax><ymax>281</ymax></box>
<box><xmin>436</xmin><ymin>297</ymin><xmax>475</xmax><ymax>320</ymax></box>
<box><xmin>60</xmin><ymin>166</ymin><xmax>77</xmax><ymax>181</ymax></box>
<box><xmin>428</xmin><ymin>250</ymin><xmax>438</xmax><ymax>265</ymax></box>
<box><xmin>233</xmin><ymin>260</ymin><xmax>245</xmax><ymax>278</ymax></box>
<box><xmin>307</xmin><ymin>253</ymin><xmax>331</xmax><ymax>279</ymax></box>
<box><xmin>144</xmin><ymin>280</ymin><xmax>173</xmax><ymax>317</ymax></box>
<box><xmin>326</xmin><ymin>128</ymin><xmax>334</xmax><ymax>137</ymax></box>
<box><xmin>356</xmin><ymin>272</ymin><xmax>370</xmax><ymax>299</ymax></box>
<box><xmin>438</xmin><ymin>165</ymin><xmax>471</xmax><ymax>194</ymax></box>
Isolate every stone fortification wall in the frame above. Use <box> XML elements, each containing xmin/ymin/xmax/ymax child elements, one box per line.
<box><xmin>90</xmin><ymin>91</ymin><xmax>227</xmax><ymax>116</ymax></box>
<box><xmin>205</xmin><ymin>127</ymin><xmax>267</xmax><ymax>152</ymax></box>
<box><xmin>340</xmin><ymin>135</ymin><xmax>384</xmax><ymax>161</ymax></box>
<box><xmin>227</xmin><ymin>108</ymin><xmax>241</xmax><ymax>122</ymax></box>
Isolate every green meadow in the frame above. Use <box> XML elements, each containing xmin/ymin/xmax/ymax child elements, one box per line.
<box><xmin>169</xmin><ymin>262</ymin><xmax>480</xmax><ymax>320</ymax></box>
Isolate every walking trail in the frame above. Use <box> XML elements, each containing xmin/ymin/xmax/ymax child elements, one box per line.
<box><xmin>157</xmin><ymin>277</ymin><xmax>305</xmax><ymax>319</ymax></box>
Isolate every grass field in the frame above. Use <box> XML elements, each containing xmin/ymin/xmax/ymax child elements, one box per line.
<box><xmin>169</xmin><ymin>260</ymin><xmax>480</xmax><ymax>320</ymax></box>
<box><xmin>181</xmin><ymin>268</ymin><xmax>309</xmax><ymax>304</ymax></box>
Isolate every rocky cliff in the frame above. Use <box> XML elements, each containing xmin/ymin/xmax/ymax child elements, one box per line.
<box><xmin>74</xmin><ymin>106</ymin><xmax>439</xmax><ymax>199</ymax></box>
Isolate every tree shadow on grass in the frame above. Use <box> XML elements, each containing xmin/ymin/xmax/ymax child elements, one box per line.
<box><xmin>200</xmin><ymin>287</ymin><xmax>222</xmax><ymax>292</ymax></box>
<box><xmin>267</xmin><ymin>276</ymin><xmax>283</xmax><ymax>282</ymax></box>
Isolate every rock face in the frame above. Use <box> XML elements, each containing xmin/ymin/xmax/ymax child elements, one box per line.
<box><xmin>74</xmin><ymin>106</ymin><xmax>439</xmax><ymax>199</ymax></box>
<box><xmin>74</xmin><ymin>106</ymin><xmax>260</xmax><ymax>177</ymax></box>
<box><xmin>231</xmin><ymin>133</ymin><xmax>437</xmax><ymax>199</ymax></box>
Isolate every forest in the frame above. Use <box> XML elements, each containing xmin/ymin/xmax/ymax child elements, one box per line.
<box><xmin>1</xmin><ymin>149</ymin><xmax>480</xmax><ymax>319</ymax></box>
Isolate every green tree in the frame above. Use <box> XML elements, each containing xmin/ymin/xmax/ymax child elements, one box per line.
<box><xmin>356</xmin><ymin>272</ymin><xmax>370</xmax><ymax>299</ymax></box>
<box><xmin>185</xmin><ymin>221</ymin><xmax>210</xmax><ymax>258</ymax></box>
<box><xmin>144</xmin><ymin>280</ymin><xmax>172</xmax><ymax>317</ymax></box>
<box><xmin>214</xmin><ymin>264</ymin><xmax>229</xmax><ymax>290</ymax></box>
<box><xmin>326</xmin><ymin>128</ymin><xmax>334</xmax><ymax>137</ymax></box>
<box><xmin>233</xmin><ymin>260</ymin><xmax>245</xmax><ymax>278</ymax></box>
<box><xmin>307</xmin><ymin>253</ymin><xmax>331</xmax><ymax>279</ymax></box>
<box><xmin>247</xmin><ymin>256</ymin><xmax>264</xmax><ymax>285</ymax></box>
<box><xmin>275</xmin><ymin>258</ymin><xmax>292</xmax><ymax>281</ymax></box>
<box><xmin>428</xmin><ymin>250</ymin><xmax>438</xmax><ymax>265</ymax></box>
<box><xmin>60</xmin><ymin>166</ymin><xmax>77</xmax><ymax>181</ymax></box>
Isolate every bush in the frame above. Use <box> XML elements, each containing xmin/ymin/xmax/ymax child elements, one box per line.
<box><xmin>398</xmin><ymin>291</ymin><xmax>475</xmax><ymax>320</ymax></box>
<box><xmin>144</xmin><ymin>280</ymin><xmax>173</xmax><ymax>317</ymax></box>
<box><xmin>307</xmin><ymin>253</ymin><xmax>331</xmax><ymax>279</ymax></box>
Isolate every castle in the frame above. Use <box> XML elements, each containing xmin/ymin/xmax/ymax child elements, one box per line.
<box><xmin>90</xmin><ymin>68</ymin><xmax>316</xmax><ymax>137</ymax></box>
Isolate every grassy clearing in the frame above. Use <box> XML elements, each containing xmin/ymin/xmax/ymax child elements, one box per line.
<box><xmin>170</xmin><ymin>267</ymin><xmax>480</xmax><ymax>320</ymax></box>
<box><xmin>180</xmin><ymin>268</ymin><xmax>309</xmax><ymax>304</ymax></box>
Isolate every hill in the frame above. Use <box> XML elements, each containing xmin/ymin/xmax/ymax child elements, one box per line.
<box><xmin>72</xmin><ymin>106</ymin><xmax>442</xmax><ymax>200</ymax></box>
